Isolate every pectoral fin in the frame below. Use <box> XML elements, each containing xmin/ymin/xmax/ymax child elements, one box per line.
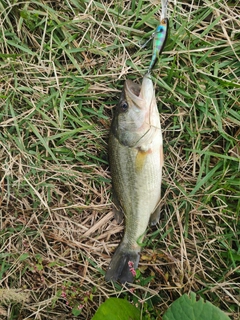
<box><xmin>135</xmin><ymin>148</ymin><xmax>151</xmax><ymax>172</ymax></box>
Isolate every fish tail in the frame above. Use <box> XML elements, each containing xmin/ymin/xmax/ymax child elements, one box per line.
<box><xmin>105</xmin><ymin>243</ymin><xmax>140</xmax><ymax>283</ymax></box>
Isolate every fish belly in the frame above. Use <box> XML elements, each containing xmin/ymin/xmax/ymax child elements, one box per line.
<box><xmin>109</xmin><ymin>132</ymin><xmax>162</xmax><ymax>250</ymax></box>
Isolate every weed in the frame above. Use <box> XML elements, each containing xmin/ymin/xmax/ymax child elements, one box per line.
<box><xmin>0</xmin><ymin>0</ymin><xmax>239</xmax><ymax>319</ymax></box>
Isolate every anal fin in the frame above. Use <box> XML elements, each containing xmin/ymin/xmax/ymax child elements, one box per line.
<box><xmin>149</xmin><ymin>203</ymin><xmax>161</xmax><ymax>226</ymax></box>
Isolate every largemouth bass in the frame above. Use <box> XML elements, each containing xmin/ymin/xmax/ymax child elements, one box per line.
<box><xmin>105</xmin><ymin>73</ymin><xmax>163</xmax><ymax>283</ymax></box>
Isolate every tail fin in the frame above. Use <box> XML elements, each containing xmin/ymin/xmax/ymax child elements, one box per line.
<box><xmin>105</xmin><ymin>243</ymin><xmax>140</xmax><ymax>283</ymax></box>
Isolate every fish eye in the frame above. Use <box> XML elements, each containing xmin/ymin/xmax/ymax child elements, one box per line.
<box><xmin>120</xmin><ymin>101</ymin><xmax>128</xmax><ymax>112</ymax></box>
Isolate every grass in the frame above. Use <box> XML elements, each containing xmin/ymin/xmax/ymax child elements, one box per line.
<box><xmin>0</xmin><ymin>0</ymin><xmax>239</xmax><ymax>319</ymax></box>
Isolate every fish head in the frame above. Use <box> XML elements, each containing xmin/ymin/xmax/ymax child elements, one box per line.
<box><xmin>111</xmin><ymin>73</ymin><xmax>160</xmax><ymax>147</ymax></box>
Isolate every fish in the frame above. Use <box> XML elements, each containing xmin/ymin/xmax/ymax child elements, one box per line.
<box><xmin>105</xmin><ymin>73</ymin><xmax>164</xmax><ymax>283</ymax></box>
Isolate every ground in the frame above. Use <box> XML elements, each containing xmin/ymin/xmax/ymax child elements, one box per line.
<box><xmin>0</xmin><ymin>0</ymin><xmax>239</xmax><ymax>319</ymax></box>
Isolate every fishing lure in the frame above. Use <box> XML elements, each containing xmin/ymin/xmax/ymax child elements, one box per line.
<box><xmin>148</xmin><ymin>17</ymin><xmax>169</xmax><ymax>73</ymax></box>
<box><xmin>144</xmin><ymin>0</ymin><xmax>169</xmax><ymax>73</ymax></box>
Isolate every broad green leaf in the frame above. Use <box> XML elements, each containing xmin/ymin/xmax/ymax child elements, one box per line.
<box><xmin>163</xmin><ymin>292</ymin><xmax>230</xmax><ymax>320</ymax></box>
<box><xmin>92</xmin><ymin>298</ymin><xmax>140</xmax><ymax>320</ymax></box>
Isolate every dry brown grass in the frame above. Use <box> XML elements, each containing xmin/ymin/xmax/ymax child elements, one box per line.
<box><xmin>0</xmin><ymin>0</ymin><xmax>239</xmax><ymax>319</ymax></box>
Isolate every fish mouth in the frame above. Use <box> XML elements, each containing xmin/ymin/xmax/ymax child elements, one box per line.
<box><xmin>125</xmin><ymin>80</ymin><xmax>141</xmax><ymax>97</ymax></box>
<box><xmin>124</xmin><ymin>80</ymin><xmax>143</xmax><ymax>109</ymax></box>
<box><xmin>124</xmin><ymin>74</ymin><xmax>154</xmax><ymax>110</ymax></box>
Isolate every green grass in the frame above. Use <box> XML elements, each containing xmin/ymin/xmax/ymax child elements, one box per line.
<box><xmin>0</xmin><ymin>0</ymin><xmax>239</xmax><ymax>319</ymax></box>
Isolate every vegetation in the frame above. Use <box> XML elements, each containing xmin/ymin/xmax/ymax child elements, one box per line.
<box><xmin>92</xmin><ymin>294</ymin><xmax>231</xmax><ymax>320</ymax></box>
<box><xmin>0</xmin><ymin>0</ymin><xmax>239</xmax><ymax>319</ymax></box>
